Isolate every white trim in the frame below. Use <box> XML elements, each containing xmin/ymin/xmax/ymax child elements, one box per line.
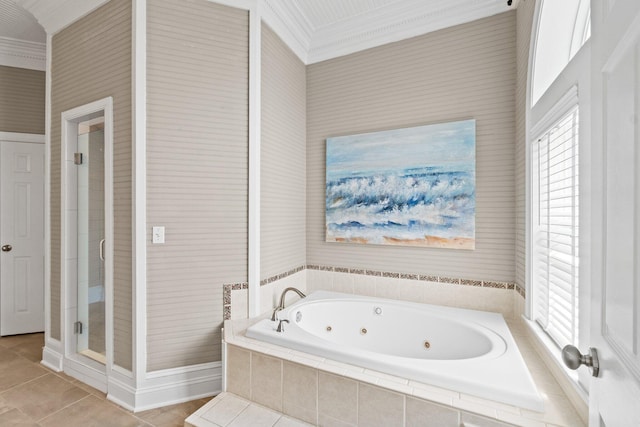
<box><xmin>41</xmin><ymin>340</ymin><xmax>63</xmax><ymax>371</ymax></box>
<box><xmin>0</xmin><ymin>37</ymin><xmax>46</xmax><ymax>71</ymax></box>
<box><xmin>205</xmin><ymin>0</ymin><xmax>255</xmax><ymax>10</ymax></box>
<box><xmin>43</xmin><ymin>33</ymin><xmax>53</xmax><ymax>360</ymax></box>
<box><xmin>601</xmin><ymin>11</ymin><xmax>640</xmax><ymax>73</ymax></box>
<box><xmin>524</xmin><ymin>0</ymin><xmax>542</xmax><ymax>320</ymax></box>
<box><xmin>530</xmin><ymin>86</ymin><xmax>580</xmax><ymax>138</ymax></box>
<box><xmin>261</xmin><ymin>0</ymin><xmax>311</xmax><ymax>63</ymax></box>
<box><xmin>248</xmin><ymin>2</ymin><xmax>261</xmax><ymax>318</ymax></box>
<box><xmin>132</xmin><ymin>0</ymin><xmax>147</xmax><ymax>388</ymax></box>
<box><xmin>522</xmin><ymin>318</ymin><xmax>589</xmax><ymax>423</ymax></box>
<box><xmin>64</xmin><ymin>353</ymin><xmax>108</xmax><ymax>392</ymax></box>
<box><xmin>307</xmin><ymin>0</ymin><xmax>509</xmax><ymax>64</ymax></box>
<box><xmin>109</xmin><ymin>363</ymin><xmax>221</xmax><ymax>412</ymax></box>
<box><xmin>60</xmin><ymin>96</ymin><xmax>114</xmax><ymax>392</ymax></box>
<box><xmin>104</xmin><ymin>102</ymin><xmax>115</xmax><ymax>380</ymax></box>
<box><xmin>0</xmin><ymin>132</ymin><xmax>44</xmax><ymax>144</ymax></box>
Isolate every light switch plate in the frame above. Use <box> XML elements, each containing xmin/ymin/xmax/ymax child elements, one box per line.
<box><xmin>152</xmin><ymin>226</ymin><xmax>165</xmax><ymax>244</ymax></box>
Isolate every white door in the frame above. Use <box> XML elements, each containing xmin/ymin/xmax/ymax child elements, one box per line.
<box><xmin>0</xmin><ymin>138</ymin><xmax>45</xmax><ymax>336</ymax></box>
<box><xmin>589</xmin><ymin>0</ymin><xmax>640</xmax><ymax>425</ymax></box>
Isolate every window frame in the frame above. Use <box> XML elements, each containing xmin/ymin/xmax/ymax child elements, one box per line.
<box><xmin>531</xmin><ymin>100</ymin><xmax>580</xmax><ymax>349</ymax></box>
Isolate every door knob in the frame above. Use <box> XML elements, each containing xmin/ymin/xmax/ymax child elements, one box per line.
<box><xmin>1</xmin><ymin>244</ymin><xmax>11</xmax><ymax>252</ymax></box>
<box><xmin>562</xmin><ymin>345</ymin><xmax>599</xmax><ymax>377</ymax></box>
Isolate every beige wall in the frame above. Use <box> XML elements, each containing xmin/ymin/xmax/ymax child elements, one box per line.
<box><xmin>0</xmin><ymin>65</ymin><xmax>45</xmax><ymax>134</ymax></box>
<box><xmin>515</xmin><ymin>0</ymin><xmax>537</xmax><ymax>292</ymax></box>
<box><xmin>307</xmin><ymin>12</ymin><xmax>517</xmax><ymax>283</ymax></box>
<box><xmin>146</xmin><ymin>0</ymin><xmax>249</xmax><ymax>370</ymax></box>
<box><xmin>50</xmin><ymin>0</ymin><xmax>132</xmax><ymax>369</ymax></box>
<box><xmin>261</xmin><ymin>23</ymin><xmax>307</xmax><ymax>280</ymax></box>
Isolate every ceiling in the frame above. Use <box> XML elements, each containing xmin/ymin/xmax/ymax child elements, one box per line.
<box><xmin>263</xmin><ymin>0</ymin><xmax>517</xmax><ymax>63</ymax></box>
<box><xmin>3</xmin><ymin>0</ymin><xmax>518</xmax><ymax>67</ymax></box>
<box><xmin>0</xmin><ymin>0</ymin><xmax>44</xmax><ymax>43</ymax></box>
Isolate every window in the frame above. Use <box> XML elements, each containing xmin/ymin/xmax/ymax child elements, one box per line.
<box><xmin>531</xmin><ymin>0</ymin><xmax>591</xmax><ymax>105</ymax></box>
<box><xmin>532</xmin><ymin>105</ymin><xmax>579</xmax><ymax>348</ymax></box>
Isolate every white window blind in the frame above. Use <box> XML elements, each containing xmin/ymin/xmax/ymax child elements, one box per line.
<box><xmin>532</xmin><ymin>105</ymin><xmax>580</xmax><ymax>348</ymax></box>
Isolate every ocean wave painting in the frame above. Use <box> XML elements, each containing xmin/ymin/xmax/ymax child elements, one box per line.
<box><xmin>326</xmin><ymin>119</ymin><xmax>476</xmax><ymax>249</ymax></box>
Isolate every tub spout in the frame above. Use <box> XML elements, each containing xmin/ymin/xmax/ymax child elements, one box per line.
<box><xmin>270</xmin><ymin>287</ymin><xmax>306</xmax><ymax>321</ymax></box>
<box><xmin>276</xmin><ymin>319</ymin><xmax>289</xmax><ymax>332</ymax></box>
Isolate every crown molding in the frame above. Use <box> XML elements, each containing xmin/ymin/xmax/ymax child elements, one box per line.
<box><xmin>15</xmin><ymin>0</ymin><xmax>111</xmax><ymax>35</ymax></box>
<box><xmin>307</xmin><ymin>0</ymin><xmax>511</xmax><ymax>64</ymax></box>
<box><xmin>0</xmin><ymin>36</ymin><xmax>45</xmax><ymax>70</ymax></box>
<box><xmin>262</xmin><ymin>0</ymin><xmax>313</xmax><ymax>63</ymax></box>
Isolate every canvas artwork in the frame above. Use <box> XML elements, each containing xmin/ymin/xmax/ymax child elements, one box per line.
<box><xmin>325</xmin><ymin>119</ymin><xmax>476</xmax><ymax>249</ymax></box>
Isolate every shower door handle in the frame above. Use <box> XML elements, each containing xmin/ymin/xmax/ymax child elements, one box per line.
<box><xmin>99</xmin><ymin>239</ymin><xmax>105</xmax><ymax>261</ymax></box>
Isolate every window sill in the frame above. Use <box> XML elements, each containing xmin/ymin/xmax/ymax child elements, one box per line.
<box><xmin>521</xmin><ymin>316</ymin><xmax>589</xmax><ymax>421</ymax></box>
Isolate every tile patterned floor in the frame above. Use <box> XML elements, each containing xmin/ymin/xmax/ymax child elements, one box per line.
<box><xmin>0</xmin><ymin>333</ymin><xmax>211</xmax><ymax>426</ymax></box>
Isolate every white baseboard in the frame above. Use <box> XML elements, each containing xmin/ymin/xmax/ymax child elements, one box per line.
<box><xmin>41</xmin><ymin>342</ymin><xmax>220</xmax><ymax>411</ymax></box>
<box><xmin>41</xmin><ymin>344</ymin><xmax>63</xmax><ymax>371</ymax></box>
<box><xmin>111</xmin><ymin>362</ymin><xmax>222</xmax><ymax>412</ymax></box>
<box><xmin>64</xmin><ymin>356</ymin><xmax>108</xmax><ymax>392</ymax></box>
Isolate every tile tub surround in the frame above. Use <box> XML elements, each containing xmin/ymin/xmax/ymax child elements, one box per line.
<box><xmin>222</xmin><ymin>316</ymin><xmax>587</xmax><ymax>426</ymax></box>
<box><xmin>225</xmin><ymin>265</ymin><xmax>519</xmax><ymax>320</ymax></box>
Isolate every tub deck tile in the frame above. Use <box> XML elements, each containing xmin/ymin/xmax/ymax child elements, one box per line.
<box><xmin>186</xmin><ymin>393</ymin><xmax>313</xmax><ymax>427</ymax></box>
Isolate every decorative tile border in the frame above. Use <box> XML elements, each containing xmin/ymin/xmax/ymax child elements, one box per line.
<box><xmin>223</xmin><ymin>282</ymin><xmax>248</xmax><ymax>320</ymax></box>
<box><xmin>224</xmin><ymin>264</ymin><xmax>524</xmax><ymax>320</ymax></box>
<box><xmin>306</xmin><ymin>264</ymin><xmax>516</xmax><ymax>290</ymax></box>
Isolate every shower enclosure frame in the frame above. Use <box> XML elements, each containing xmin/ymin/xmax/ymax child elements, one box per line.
<box><xmin>60</xmin><ymin>97</ymin><xmax>114</xmax><ymax>392</ymax></box>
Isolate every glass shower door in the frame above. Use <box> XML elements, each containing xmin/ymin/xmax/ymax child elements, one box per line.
<box><xmin>76</xmin><ymin>119</ymin><xmax>106</xmax><ymax>364</ymax></box>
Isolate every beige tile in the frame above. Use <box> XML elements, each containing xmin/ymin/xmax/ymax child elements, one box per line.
<box><xmin>72</xmin><ymin>379</ymin><xmax>108</xmax><ymax>399</ymax></box>
<box><xmin>357</xmin><ymin>383</ymin><xmax>404</xmax><ymax>427</ymax></box>
<box><xmin>39</xmin><ymin>395</ymin><xmax>149</xmax><ymax>427</ymax></box>
<box><xmin>422</xmin><ymin>282</ymin><xmax>457</xmax><ymax>307</ymax></box>
<box><xmin>460</xmin><ymin>412</ymin><xmax>512</xmax><ymax>426</ymax></box>
<box><xmin>374</xmin><ymin>277</ymin><xmax>400</xmax><ymax>300</ymax></box>
<box><xmin>227</xmin><ymin>404</ymin><xmax>281</xmax><ymax>427</ymax></box>
<box><xmin>496</xmin><ymin>411</ymin><xmax>546</xmax><ymax>427</ymax></box>
<box><xmin>317</xmin><ymin>414</ymin><xmax>356</xmax><ymax>427</ymax></box>
<box><xmin>318</xmin><ymin>372</ymin><xmax>357</xmax><ymax>425</ymax></box>
<box><xmin>521</xmin><ymin>395</ymin><xmax>585</xmax><ymax>427</ymax></box>
<box><xmin>251</xmin><ymin>353</ymin><xmax>283</xmax><ymax>412</ymax></box>
<box><xmin>0</xmin><ymin>394</ymin><xmax>15</xmax><ymax>416</ymax></box>
<box><xmin>227</xmin><ymin>345</ymin><xmax>251</xmax><ymax>400</ymax></box>
<box><xmin>282</xmin><ymin>361</ymin><xmax>317</xmax><ymax>425</ymax></box>
<box><xmin>0</xmin><ymin>349</ymin><xmax>48</xmax><ymax>392</ymax></box>
<box><xmin>274</xmin><ymin>415</ymin><xmax>315</xmax><ymax>427</ymax></box>
<box><xmin>0</xmin><ymin>408</ymin><xmax>40</xmax><ymax>426</ymax></box>
<box><xmin>0</xmin><ymin>333</ymin><xmax>44</xmax><ymax>350</ymax></box>
<box><xmin>231</xmin><ymin>289</ymin><xmax>249</xmax><ymax>321</ymax></box>
<box><xmin>333</xmin><ymin>273</ymin><xmax>354</xmax><ymax>294</ymax></box>
<box><xmin>406</xmin><ymin>396</ymin><xmax>459</xmax><ymax>427</ymax></box>
<box><xmin>10</xmin><ymin>341</ymin><xmax>44</xmax><ymax>363</ymax></box>
<box><xmin>452</xmin><ymin>398</ymin><xmax>498</xmax><ymax>419</ymax></box>
<box><xmin>200</xmin><ymin>393</ymin><xmax>248</xmax><ymax>426</ymax></box>
<box><xmin>1</xmin><ymin>373</ymin><xmax>89</xmax><ymax>422</ymax></box>
<box><xmin>397</xmin><ymin>279</ymin><xmax>425</xmax><ymax>303</ymax></box>
<box><xmin>352</xmin><ymin>276</ymin><xmax>375</xmax><ymax>297</ymax></box>
<box><xmin>306</xmin><ymin>270</ymin><xmax>331</xmax><ymax>293</ymax></box>
<box><xmin>137</xmin><ymin>396</ymin><xmax>211</xmax><ymax>426</ymax></box>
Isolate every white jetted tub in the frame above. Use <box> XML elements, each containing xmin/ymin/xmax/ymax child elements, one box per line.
<box><xmin>246</xmin><ymin>290</ymin><xmax>543</xmax><ymax>411</ymax></box>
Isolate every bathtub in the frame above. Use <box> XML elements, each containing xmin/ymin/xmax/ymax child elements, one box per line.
<box><xmin>245</xmin><ymin>290</ymin><xmax>544</xmax><ymax>412</ymax></box>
